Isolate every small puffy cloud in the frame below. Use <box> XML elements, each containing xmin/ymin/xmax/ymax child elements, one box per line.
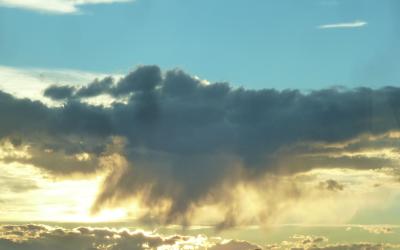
<box><xmin>279</xmin><ymin>234</ymin><xmax>329</xmax><ymax>249</ymax></box>
<box><xmin>291</xmin><ymin>234</ymin><xmax>328</xmax><ymax>245</ymax></box>
<box><xmin>361</xmin><ymin>225</ymin><xmax>394</xmax><ymax>234</ymax></box>
<box><xmin>209</xmin><ymin>239</ymin><xmax>262</xmax><ymax>250</ymax></box>
<box><xmin>75</xmin><ymin>77</ymin><xmax>114</xmax><ymax>98</ymax></box>
<box><xmin>43</xmin><ymin>85</ymin><xmax>75</xmax><ymax>101</ymax></box>
<box><xmin>318</xmin><ymin>179</ymin><xmax>344</xmax><ymax>192</ymax></box>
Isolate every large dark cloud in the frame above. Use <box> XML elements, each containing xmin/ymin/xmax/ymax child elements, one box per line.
<box><xmin>3</xmin><ymin>65</ymin><xmax>400</xmax><ymax>224</ymax></box>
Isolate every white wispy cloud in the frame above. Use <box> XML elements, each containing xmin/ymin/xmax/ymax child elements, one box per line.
<box><xmin>0</xmin><ymin>65</ymin><xmax>105</xmax><ymax>99</ymax></box>
<box><xmin>0</xmin><ymin>65</ymin><xmax>122</xmax><ymax>106</ymax></box>
<box><xmin>0</xmin><ymin>0</ymin><xmax>133</xmax><ymax>14</ymax></box>
<box><xmin>318</xmin><ymin>20</ymin><xmax>367</xmax><ymax>29</ymax></box>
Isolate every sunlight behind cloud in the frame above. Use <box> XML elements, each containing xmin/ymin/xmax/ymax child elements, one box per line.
<box><xmin>0</xmin><ymin>160</ymin><xmax>115</xmax><ymax>222</ymax></box>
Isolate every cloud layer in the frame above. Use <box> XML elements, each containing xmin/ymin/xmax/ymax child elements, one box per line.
<box><xmin>1</xmin><ymin>224</ymin><xmax>398</xmax><ymax>250</ymax></box>
<box><xmin>0</xmin><ymin>224</ymin><xmax>261</xmax><ymax>250</ymax></box>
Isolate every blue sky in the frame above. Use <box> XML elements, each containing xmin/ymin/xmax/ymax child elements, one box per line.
<box><xmin>0</xmin><ymin>0</ymin><xmax>399</xmax><ymax>90</ymax></box>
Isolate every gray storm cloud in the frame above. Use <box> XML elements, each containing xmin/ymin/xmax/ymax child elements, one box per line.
<box><xmin>1</xmin><ymin>65</ymin><xmax>400</xmax><ymax>224</ymax></box>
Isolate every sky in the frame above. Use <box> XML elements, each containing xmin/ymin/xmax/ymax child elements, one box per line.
<box><xmin>1</xmin><ymin>1</ymin><xmax>400</xmax><ymax>250</ymax></box>
<box><xmin>0</xmin><ymin>0</ymin><xmax>400</xmax><ymax>89</ymax></box>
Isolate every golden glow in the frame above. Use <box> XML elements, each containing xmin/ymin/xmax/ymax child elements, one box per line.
<box><xmin>1</xmin><ymin>154</ymin><xmax>400</xmax><ymax>227</ymax></box>
<box><xmin>74</xmin><ymin>152</ymin><xmax>91</xmax><ymax>161</ymax></box>
<box><xmin>190</xmin><ymin>168</ymin><xmax>400</xmax><ymax>227</ymax></box>
<box><xmin>0</xmin><ymin>160</ymin><xmax>132</xmax><ymax>222</ymax></box>
<box><xmin>0</xmin><ymin>157</ymin><xmax>156</xmax><ymax>223</ymax></box>
<box><xmin>0</xmin><ymin>139</ymin><xmax>31</xmax><ymax>160</ymax></box>
<box><xmin>63</xmin><ymin>208</ymin><xmax>128</xmax><ymax>223</ymax></box>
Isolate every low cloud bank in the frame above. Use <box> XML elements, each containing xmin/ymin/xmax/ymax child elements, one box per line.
<box><xmin>0</xmin><ymin>224</ymin><xmax>261</xmax><ymax>250</ymax></box>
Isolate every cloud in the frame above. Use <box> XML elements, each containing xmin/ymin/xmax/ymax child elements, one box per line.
<box><xmin>75</xmin><ymin>77</ymin><xmax>114</xmax><ymax>98</ymax></box>
<box><xmin>318</xmin><ymin>179</ymin><xmax>344</xmax><ymax>192</ymax></box>
<box><xmin>209</xmin><ymin>239</ymin><xmax>262</xmax><ymax>250</ymax></box>
<box><xmin>361</xmin><ymin>225</ymin><xmax>394</xmax><ymax>234</ymax></box>
<box><xmin>0</xmin><ymin>65</ymin><xmax>116</xmax><ymax>105</ymax></box>
<box><xmin>0</xmin><ymin>224</ymin><xmax>261</xmax><ymax>250</ymax></box>
<box><xmin>0</xmin><ymin>0</ymin><xmax>132</xmax><ymax>14</ymax></box>
<box><xmin>291</xmin><ymin>234</ymin><xmax>328</xmax><ymax>246</ymax></box>
<box><xmin>44</xmin><ymin>85</ymin><xmax>76</xmax><ymax>100</ymax></box>
<box><xmin>3</xmin><ymin>65</ymin><xmax>400</xmax><ymax>226</ymax></box>
<box><xmin>1</xmin><ymin>224</ymin><xmax>398</xmax><ymax>250</ymax></box>
<box><xmin>0</xmin><ymin>224</ymin><xmax>205</xmax><ymax>250</ymax></box>
<box><xmin>318</xmin><ymin>20</ymin><xmax>367</xmax><ymax>29</ymax></box>
<box><xmin>266</xmin><ymin>234</ymin><xmax>400</xmax><ymax>250</ymax></box>
<box><xmin>0</xmin><ymin>176</ymin><xmax>38</xmax><ymax>193</ymax></box>
<box><xmin>300</xmin><ymin>243</ymin><xmax>391</xmax><ymax>250</ymax></box>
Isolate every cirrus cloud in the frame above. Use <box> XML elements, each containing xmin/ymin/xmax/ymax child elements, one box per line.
<box><xmin>0</xmin><ymin>0</ymin><xmax>133</xmax><ymax>14</ymax></box>
<box><xmin>317</xmin><ymin>20</ymin><xmax>367</xmax><ymax>29</ymax></box>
